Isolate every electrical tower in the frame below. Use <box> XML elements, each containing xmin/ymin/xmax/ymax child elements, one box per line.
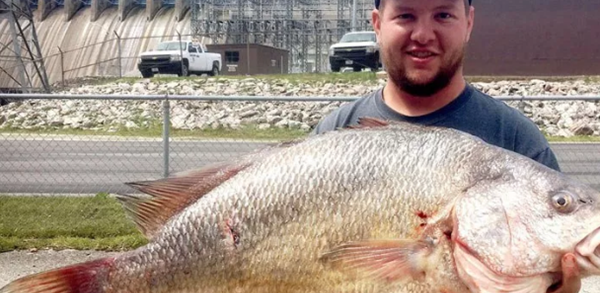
<box><xmin>190</xmin><ymin>0</ymin><xmax>373</xmax><ymax>73</ymax></box>
<box><xmin>0</xmin><ymin>0</ymin><xmax>50</xmax><ymax>92</ymax></box>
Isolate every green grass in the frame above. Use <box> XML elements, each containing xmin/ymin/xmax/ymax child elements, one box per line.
<box><xmin>0</xmin><ymin>124</ymin><xmax>310</xmax><ymax>141</ymax></box>
<box><xmin>0</xmin><ymin>194</ymin><xmax>147</xmax><ymax>252</ymax></box>
<box><xmin>57</xmin><ymin>73</ymin><xmax>600</xmax><ymax>92</ymax></box>
<box><xmin>546</xmin><ymin>135</ymin><xmax>600</xmax><ymax>142</ymax></box>
<box><xmin>75</xmin><ymin>71</ymin><xmax>381</xmax><ymax>87</ymax></box>
<box><xmin>4</xmin><ymin>123</ymin><xmax>600</xmax><ymax>142</ymax></box>
<box><xmin>464</xmin><ymin>75</ymin><xmax>600</xmax><ymax>83</ymax></box>
<box><xmin>3</xmin><ymin>126</ymin><xmax>600</xmax><ymax>143</ymax></box>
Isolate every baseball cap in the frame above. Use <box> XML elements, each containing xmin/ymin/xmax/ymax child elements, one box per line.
<box><xmin>374</xmin><ymin>0</ymin><xmax>472</xmax><ymax>9</ymax></box>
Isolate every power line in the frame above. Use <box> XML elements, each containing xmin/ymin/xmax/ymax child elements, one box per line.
<box><xmin>190</xmin><ymin>0</ymin><xmax>374</xmax><ymax>73</ymax></box>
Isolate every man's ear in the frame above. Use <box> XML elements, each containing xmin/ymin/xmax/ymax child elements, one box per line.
<box><xmin>465</xmin><ymin>6</ymin><xmax>475</xmax><ymax>43</ymax></box>
<box><xmin>372</xmin><ymin>8</ymin><xmax>381</xmax><ymax>41</ymax></box>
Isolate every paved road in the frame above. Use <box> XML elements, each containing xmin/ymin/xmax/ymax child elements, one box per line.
<box><xmin>0</xmin><ymin>137</ymin><xmax>599</xmax><ymax>194</ymax></box>
<box><xmin>0</xmin><ymin>137</ymin><xmax>269</xmax><ymax>194</ymax></box>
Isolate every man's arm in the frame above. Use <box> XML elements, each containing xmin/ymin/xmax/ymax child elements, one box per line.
<box><xmin>311</xmin><ymin>104</ymin><xmax>357</xmax><ymax>136</ymax></box>
<box><xmin>512</xmin><ymin>114</ymin><xmax>562</xmax><ymax>172</ymax></box>
<box><xmin>311</xmin><ymin>113</ymin><xmax>338</xmax><ymax>136</ymax></box>
<box><xmin>532</xmin><ymin>147</ymin><xmax>561</xmax><ymax>172</ymax></box>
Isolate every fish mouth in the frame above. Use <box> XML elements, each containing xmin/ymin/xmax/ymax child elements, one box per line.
<box><xmin>450</xmin><ymin>209</ymin><xmax>556</xmax><ymax>291</ymax></box>
<box><xmin>453</xmin><ymin>240</ymin><xmax>555</xmax><ymax>292</ymax></box>
<box><xmin>574</xmin><ymin>226</ymin><xmax>600</xmax><ymax>274</ymax></box>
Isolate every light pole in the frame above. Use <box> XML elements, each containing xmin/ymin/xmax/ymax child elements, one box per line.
<box><xmin>351</xmin><ymin>0</ymin><xmax>357</xmax><ymax>31</ymax></box>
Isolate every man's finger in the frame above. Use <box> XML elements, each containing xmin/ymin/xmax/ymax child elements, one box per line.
<box><xmin>549</xmin><ymin>253</ymin><xmax>582</xmax><ymax>293</ymax></box>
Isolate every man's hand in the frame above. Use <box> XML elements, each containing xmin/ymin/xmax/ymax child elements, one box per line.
<box><xmin>548</xmin><ymin>253</ymin><xmax>582</xmax><ymax>293</ymax></box>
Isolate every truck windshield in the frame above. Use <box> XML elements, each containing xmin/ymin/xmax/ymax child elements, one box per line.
<box><xmin>340</xmin><ymin>33</ymin><xmax>376</xmax><ymax>43</ymax></box>
<box><xmin>156</xmin><ymin>42</ymin><xmax>185</xmax><ymax>51</ymax></box>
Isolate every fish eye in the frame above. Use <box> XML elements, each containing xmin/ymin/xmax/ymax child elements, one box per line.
<box><xmin>551</xmin><ymin>192</ymin><xmax>575</xmax><ymax>213</ymax></box>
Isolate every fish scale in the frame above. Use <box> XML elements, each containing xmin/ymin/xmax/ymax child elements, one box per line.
<box><xmin>3</xmin><ymin>119</ymin><xmax>600</xmax><ymax>293</ymax></box>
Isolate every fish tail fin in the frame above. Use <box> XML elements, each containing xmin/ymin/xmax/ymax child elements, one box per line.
<box><xmin>0</xmin><ymin>257</ymin><xmax>115</xmax><ymax>293</ymax></box>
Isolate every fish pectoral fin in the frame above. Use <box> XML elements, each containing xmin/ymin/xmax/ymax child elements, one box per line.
<box><xmin>118</xmin><ymin>161</ymin><xmax>251</xmax><ymax>239</ymax></box>
<box><xmin>319</xmin><ymin>239</ymin><xmax>434</xmax><ymax>283</ymax></box>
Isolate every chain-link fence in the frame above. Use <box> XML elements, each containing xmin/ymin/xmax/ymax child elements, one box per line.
<box><xmin>1</xmin><ymin>93</ymin><xmax>600</xmax><ymax>196</ymax></box>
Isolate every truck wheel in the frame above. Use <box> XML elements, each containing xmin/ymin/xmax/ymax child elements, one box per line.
<box><xmin>331</xmin><ymin>66</ymin><xmax>340</xmax><ymax>72</ymax></box>
<box><xmin>178</xmin><ymin>62</ymin><xmax>189</xmax><ymax>77</ymax></box>
<box><xmin>371</xmin><ymin>53</ymin><xmax>381</xmax><ymax>71</ymax></box>
<box><xmin>141</xmin><ymin>70</ymin><xmax>154</xmax><ymax>78</ymax></box>
<box><xmin>353</xmin><ymin>66</ymin><xmax>362</xmax><ymax>72</ymax></box>
<box><xmin>209</xmin><ymin>63</ymin><xmax>220</xmax><ymax>76</ymax></box>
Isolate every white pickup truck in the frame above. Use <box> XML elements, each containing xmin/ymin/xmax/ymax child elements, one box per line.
<box><xmin>328</xmin><ymin>31</ymin><xmax>381</xmax><ymax>72</ymax></box>
<box><xmin>137</xmin><ymin>40</ymin><xmax>222</xmax><ymax>78</ymax></box>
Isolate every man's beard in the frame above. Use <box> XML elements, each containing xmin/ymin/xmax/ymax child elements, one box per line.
<box><xmin>384</xmin><ymin>46</ymin><xmax>465</xmax><ymax>97</ymax></box>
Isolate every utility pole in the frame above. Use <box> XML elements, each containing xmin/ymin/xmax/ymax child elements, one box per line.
<box><xmin>351</xmin><ymin>0</ymin><xmax>356</xmax><ymax>31</ymax></box>
<box><xmin>0</xmin><ymin>0</ymin><xmax>50</xmax><ymax>92</ymax></box>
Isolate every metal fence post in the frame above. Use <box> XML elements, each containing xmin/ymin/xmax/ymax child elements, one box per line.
<box><xmin>177</xmin><ymin>30</ymin><xmax>184</xmax><ymax>76</ymax></box>
<box><xmin>57</xmin><ymin>46</ymin><xmax>65</xmax><ymax>87</ymax></box>
<box><xmin>518</xmin><ymin>96</ymin><xmax>525</xmax><ymax>113</ymax></box>
<box><xmin>114</xmin><ymin>31</ymin><xmax>122</xmax><ymax>78</ymax></box>
<box><xmin>162</xmin><ymin>95</ymin><xmax>170</xmax><ymax>178</ymax></box>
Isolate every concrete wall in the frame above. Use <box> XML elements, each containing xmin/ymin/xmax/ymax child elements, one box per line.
<box><xmin>90</xmin><ymin>0</ymin><xmax>109</xmax><ymax>21</ymax></box>
<box><xmin>174</xmin><ymin>0</ymin><xmax>187</xmax><ymax>21</ymax></box>
<box><xmin>118</xmin><ymin>0</ymin><xmax>133</xmax><ymax>21</ymax></box>
<box><xmin>145</xmin><ymin>0</ymin><xmax>160</xmax><ymax>20</ymax></box>
<box><xmin>37</xmin><ymin>0</ymin><xmax>56</xmax><ymax>21</ymax></box>
<box><xmin>64</xmin><ymin>0</ymin><xmax>82</xmax><ymax>21</ymax></box>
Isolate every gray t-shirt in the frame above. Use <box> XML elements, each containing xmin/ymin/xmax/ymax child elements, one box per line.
<box><xmin>312</xmin><ymin>84</ymin><xmax>561</xmax><ymax>171</ymax></box>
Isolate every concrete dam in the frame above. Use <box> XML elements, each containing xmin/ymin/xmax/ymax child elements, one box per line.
<box><xmin>0</xmin><ymin>0</ymin><xmax>194</xmax><ymax>89</ymax></box>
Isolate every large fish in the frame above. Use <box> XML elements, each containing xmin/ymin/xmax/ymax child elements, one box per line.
<box><xmin>2</xmin><ymin>118</ymin><xmax>600</xmax><ymax>293</ymax></box>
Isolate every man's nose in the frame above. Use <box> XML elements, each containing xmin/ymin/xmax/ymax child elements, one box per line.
<box><xmin>410</xmin><ymin>18</ymin><xmax>436</xmax><ymax>45</ymax></box>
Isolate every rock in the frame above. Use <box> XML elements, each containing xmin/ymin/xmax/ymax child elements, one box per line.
<box><xmin>240</xmin><ymin>110</ymin><xmax>259</xmax><ymax>119</ymax></box>
<box><xmin>171</xmin><ymin>115</ymin><xmax>187</xmax><ymax>129</ymax></box>
<box><xmin>1</xmin><ymin>77</ymin><xmax>599</xmax><ymax>137</ymax></box>
<box><xmin>288</xmin><ymin>120</ymin><xmax>302</xmax><ymax>129</ymax></box>
<box><xmin>118</xmin><ymin>83</ymin><xmax>132</xmax><ymax>91</ymax></box>
<box><xmin>48</xmin><ymin>117</ymin><xmax>64</xmax><ymax>127</ymax></box>
<box><xmin>258</xmin><ymin>123</ymin><xmax>271</xmax><ymax>130</ymax></box>
<box><xmin>223</xmin><ymin>88</ymin><xmax>237</xmax><ymax>95</ymax></box>
<box><xmin>267</xmin><ymin>115</ymin><xmax>283</xmax><ymax>125</ymax></box>
<box><xmin>275</xmin><ymin>119</ymin><xmax>289</xmax><ymax>128</ymax></box>
<box><xmin>572</xmin><ymin>123</ymin><xmax>595</xmax><ymax>136</ymax></box>
<box><xmin>125</xmin><ymin>121</ymin><xmax>138</xmax><ymax>129</ymax></box>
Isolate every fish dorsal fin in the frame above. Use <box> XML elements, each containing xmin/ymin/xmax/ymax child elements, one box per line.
<box><xmin>118</xmin><ymin>161</ymin><xmax>251</xmax><ymax>239</ymax></box>
<box><xmin>344</xmin><ymin>117</ymin><xmax>390</xmax><ymax>130</ymax></box>
<box><xmin>357</xmin><ymin>117</ymin><xmax>390</xmax><ymax>127</ymax></box>
<box><xmin>116</xmin><ymin>138</ymin><xmax>304</xmax><ymax>240</ymax></box>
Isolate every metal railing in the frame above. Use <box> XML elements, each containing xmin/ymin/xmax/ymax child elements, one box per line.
<box><xmin>1</xmin><ymin>93</ymin><xmax>599</xmax><ymax>196</ymax></box>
